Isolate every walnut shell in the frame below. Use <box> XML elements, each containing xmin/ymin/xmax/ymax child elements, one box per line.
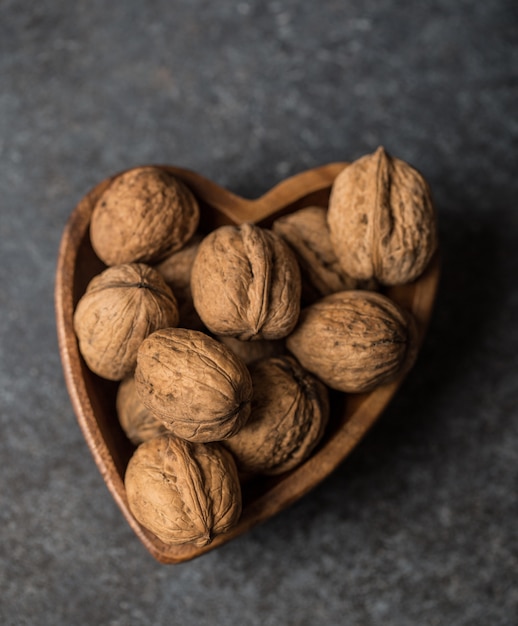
<box><xmin>73</xmin><ymin>263</ymin><xmax>179</xmax><ymax>381</ymax></box>
<box><xmin>224</xmin><ymin>356</ymin><xmax>329</xmax><ymax>475</ymax></box>
<box><xmin>217</xmin><ymin>335</ymin><xmax>285</xmax><ymax>365</ymax></box>
<box><xmin>116</xmin><ymin>376</ymin><xmax>168</xmax><ymax>445</ymax></box>
<box><xmin>328</xmin><ymin>147</ymin><xmax>437</xmax><ymax>286</ymax></box>
<box><xmin>90</xmin><ymin>166</ymin><xmax>200</xmax><ymax>266</ymax></box>
<box><xmin>125</xmin><ymin>435</ymin><xmax>241</xmax><ymax>547</ymax></box>
<box><xmin>286</xmin><ymin>291</ymin><xmax>417</xmax><ymax>393</ymax></box>
<box><xmin>155</xmin><ymin>234</ymin><xmax>204</xmax><ymax>329</ymax></box>
<box><xmin>273</xmin><ymin>206</ymin><xmax>374</xmax><ymax>303</ymax></box>
<box><xmin>135</xmin><ymin>328</ymin><xmax>253</xmax><ymax>442</ymax></box>
<box><xmin>190</xmin><ymin>223</ymin><xmax>301</xmax><ymax>340</ymax></box>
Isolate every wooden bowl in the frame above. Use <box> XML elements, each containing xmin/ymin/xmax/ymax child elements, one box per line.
<box><xmin>55</xmin><ymin>163</ymin><xmax>440</xmax><ymax>564</ymax></box>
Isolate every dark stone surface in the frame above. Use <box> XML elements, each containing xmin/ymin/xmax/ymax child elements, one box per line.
<box><xmin>1</xmin><ymin>1</ymin><xmax>517</xmax><ymax>624</ymax></box>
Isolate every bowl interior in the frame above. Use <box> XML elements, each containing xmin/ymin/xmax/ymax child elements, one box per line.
<box><xmin>55</xmin><ymin>164</ymin><xmax>440</xmax><ymax>563</ymax></box>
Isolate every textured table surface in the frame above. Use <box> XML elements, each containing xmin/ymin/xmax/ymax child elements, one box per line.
<box><xmin>1</xmin><ymin>1</ymin><xmax>517</xmax><ymax>624</ymax></box>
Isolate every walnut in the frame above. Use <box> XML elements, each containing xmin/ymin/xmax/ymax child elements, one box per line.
<box><xmin>190</xmin><ymin>223</ymin><xmax>301</xmax><ymax>340</ymax></box>
<box><xmin>125</xmin><ymin>435</ymin><xmax>241</xmax><ymax>547</ymax></box>
<box><xmin>135</xmin><ymin>328</ymin><xmax>253</xmax><ymax>442</ymax></box>
<box><xmin>73</xmin><ymin>263</ymin><xmax>179</xmax><ymax>381</ymax></box>
<box><xmin>273</xmin><ymin>206</ymin><xmax>375</xmax><ymax>303</ymax></box>
<box><xmin>116</xmin><ymin>376</ymin><xmax>169</xmax><ymax>445</ymax></box>
<box><xmin>90</xmin><ymin>166</ymin><xmax>200</xmax><ymax>266</ymax></box>
<box><xmin>328</xmin><ymin>147</ymin><xmax>437</xmax><ymax>286</ymax></box>
<box><xmin>224</xmin><ymin>356</ymin><xmax>329</xmax><ymax>475</ymax></box>
<box><xmin>155</xmin><ymin>233</ymin><xmax>204</xmax><ymax>329</ymax></box>
<box><xmin>217</xmin><ymin>335</ymin><xmax>285</xmax><ymax>365</ymax></box>
<box><xmin>286</xmin><ymin>290</ymin><xmax>417</xmax><ymax>393</ymax></box>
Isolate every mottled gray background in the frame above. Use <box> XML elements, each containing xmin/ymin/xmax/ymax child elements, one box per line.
<box><xmin>1</xmin><ymin>1</ymin><xmax>517</xmax><ymax>624</ymax></box>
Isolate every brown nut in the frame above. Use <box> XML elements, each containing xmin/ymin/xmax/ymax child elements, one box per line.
<box><xmin>135</xmin><ymin>328</ymin><xmax>253</xmax><ymax>442</ymax></box>
<box><xmin>190</xmin><ymin>223</ymin><xmax>301</xmax><ymax>340</ymax></box>
<box><xmin>286</xmin><ymin>290</ymin><xmax>417</xmax><ymax>393</ymax></box>
<box><xmin>224</xmin><ymin>355</ymin><xmax>329</xmax><ymax>475</ymax></box>
<box><xmin>154</xmin><ymin>233</ymin><xmax>204</xmax><ymax>329</ymax></box>
<box><xmin>328</xmin><ymin>147</ymin><xmax>437</xmax><ymax>286</ymax></box>
<box><xmin>125</xmin><ymin>435</ymin><xmax>242</xmax><ymax>547</ymax></box>
<box><xmin>90</xmin><ymin>166</ymin><xmax>200</xmax><ymax>266</ymax></box>
<box><xmin>116</xmin><ymin>376</ymin><xmax>169</xmax><ymax>445</ymax></box>
<box><xmin>73</xmin><ymin>263</ymin><xmax>179</xmax><ymax>381</ymax></box>
<box><xmin>273</xmin><ymin>206</ymin><xmax>374</xmax><ymax>303</ymax></box>
<box><xmin>217</xmin><ymin>335</ymin><xmax>285</xmax><ymax>366</ymax></box>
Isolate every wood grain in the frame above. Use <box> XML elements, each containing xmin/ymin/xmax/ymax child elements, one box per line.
<box><xmin>55</xmin><ymin>163</ymin><xmax>440</xmax><ymax>564</ymax></box>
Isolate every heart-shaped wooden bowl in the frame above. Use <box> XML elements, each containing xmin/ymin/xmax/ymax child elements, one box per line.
<box><xmin>55</xmin><ymin>163</ymin><xmax>440</xmax><ymax>564</ymax></box>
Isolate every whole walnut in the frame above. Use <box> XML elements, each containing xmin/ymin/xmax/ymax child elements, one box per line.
<box><xmin>155</xmin><ymin>233</ymin><xmax>204</xmax><ymax>329</ymax></box>
<box><xmin>90</xmin><ymin>166</ymin><xmax>200</xmax><ymax>266</ymax></box>
<box><xmin>217</xmin><ymin>335</ymin><xmax>285</xmax><ymax>365</ymax></box>
<box><xmin>190</xmin><ymin>223</ymin><xmax>301</xmax><ymax>340</ymax></box>
<box><xmin>135</xmin><ymin>328</ymin><xmax>253</xmax><ymax>442</ymax></box>
<box><xmin>286</xmin><ymin>291</ymin><xmax>417</xmax><ymax>393</ymax></box>
<box><xmin>74</xmin><ymin>263</ymin><xmax>179</xmax><ymax>381</ymax></box>
<box><xmin>224</xmin><ymin>355</ymin><xmax>329</xmax><ymax>475</ymax></box>
<box><xmin>125</xmin><ymin>435</ymin><xmax>242</xmax><ymax>547</ymax></box>
<box><xmin>273</xmin><ymin>206</ymin><xmax>375</xmax><ymax>303</ymax></box>
<box><xmin>116</xmin><ymin>376</ymin><xmax>169</xmax><ymax>445</ymax></box>
<box><xmin>328</xmin><ymin>147</ymin><xmax>437</xmax><ymax>286</ymax></box>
